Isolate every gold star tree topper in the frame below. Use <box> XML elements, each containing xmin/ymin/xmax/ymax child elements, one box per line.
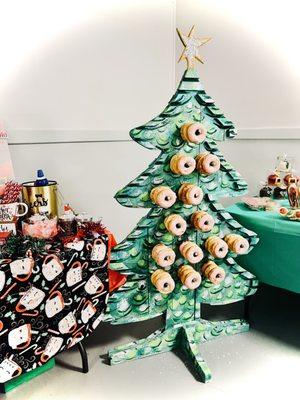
<box><xmin>177</xmin><ymin>25</ymin><xmax>211</xmax><ymax>69</ymax></box>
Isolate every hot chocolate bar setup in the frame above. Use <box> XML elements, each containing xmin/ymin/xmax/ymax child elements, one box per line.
<box><xmin>0</xmin><ymin>165</ymin><xmax>124</xmax><ymax>392</ymax></box>
<box><xmin>6</xmin><ymin>24</ymin><xmax>293</xmax><ymax>391</ymax></box>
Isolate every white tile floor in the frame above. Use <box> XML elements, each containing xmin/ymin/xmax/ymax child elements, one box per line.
<box><xmin>6</xmin><ymin>285</ymin><xmax>300</xmax><ymax>400</ymax></box>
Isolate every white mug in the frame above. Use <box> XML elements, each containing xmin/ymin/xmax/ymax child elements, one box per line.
<box><xmin>8</xmin><ymin>324</ymin><xmax>32</xmax><ymax>350</ymax></box>
<box><xmin>0</xmin><ymin>358</ymin><xmax>22</xmax><ymax>383</ymax></box>
<box><xmin>16</xmin><ymin>286</ymin><xmax>45</xmax><ymax>312</ymax></box>
<box><xmin>0</xmin><ymin>270</ymin><xmax>5</xmax><ymax>292</ymax></box>
<box><xmin>42</xmin><ymin>254</ymin><xmax>64</xmax><ymax>281</ymax></box>
<box><xmin>0</xmin><ymin>222</ymin><xmax>16</xmax><ymax>234</ymax></box>
<box><xmin>10</xmin><ymin>257</ymin><xmax>34</xmax><ymax>282</ymax></box>
<box><xmin>0</xmin><ymin>202</ymin><xmax>28</xmax><ymax>222</ymax></box>
<box><xmin>81</xmin><ymin>300</ymin><xmax>97</xmax><ymax>324</ymax></box>
<box><xmin>92</xmin><ymin>313</ymin><xmax>104</xmax><ymax>330</ymax></box>
<box><xmin>84</xmin><ymin>275</ymin><xmax>104</xmax><ymax>295</ymax></box>
<box><xmin>45</xmin><ymin>291</ymin><xmax>65</xmax><ymax>318</ymax></box>
<box><xmin>58</xmin><ymin>312</ymin><xmax>77</xmax><ymax>334</ymax></box>
<box><xmin>89</xmin><ymin>239</ymin><xmax>106</xmax><ymax>261</ymax></box>
<box><xmin>40</xmin><ymin>336</ymin><xmax>64</xmax><ymax>363</ymax></box>
<box><xmin>66</xmin><ymin>261</ymin><xmax>87</xmax><ymax>287</ymax></box>
<box><xmin>64</xmin><ymin>240</ymin><xmax>85</xmax><ymax>252</ymax></box>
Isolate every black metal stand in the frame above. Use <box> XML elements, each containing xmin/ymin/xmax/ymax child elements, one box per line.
<box><xmin>244</xmin><ymin>296</ymin><xmax>251</xmax><ymax>322</ymax></box>
<box><xmin>77</xmin><ymin>342</ymin><xmax>89</xmax><ymax>373</ymax></box>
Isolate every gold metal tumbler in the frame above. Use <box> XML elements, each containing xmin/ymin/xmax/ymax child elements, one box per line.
<box><xmin>22</xmin><ymin>181</ymin><xmax>58</xmax><ymax>218</ymax></box>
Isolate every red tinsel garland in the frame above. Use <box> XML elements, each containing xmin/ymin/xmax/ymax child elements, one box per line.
<box><xmin>1</xmin><ymin>181</ymin><xmax>22</xmax><ymax>204</ymax></box>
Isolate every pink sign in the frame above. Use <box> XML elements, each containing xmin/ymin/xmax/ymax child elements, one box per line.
<box><xmin>0</xmin><ymin>130</ymin><xmax>14</xmax><ymax>195</ymax></box>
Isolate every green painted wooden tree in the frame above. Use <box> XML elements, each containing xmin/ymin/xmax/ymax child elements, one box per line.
<box><xmin>105</xmin><ymin>26</ymin><xmax>259</xmax><ymax>382</ymax></box>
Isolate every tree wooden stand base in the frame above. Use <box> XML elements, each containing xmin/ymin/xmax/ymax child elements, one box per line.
<box><xmin>109</xmin><ymin>318</ymin><xmax>248</xmax><ymax>382</ymax></box>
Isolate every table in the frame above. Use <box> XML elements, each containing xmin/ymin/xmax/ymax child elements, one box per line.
<box><xmin>0</xmin><ymin>230</ymin><xmax>119</xmax><ymax>392</ymax></box>
<box><xmin>227</xmin><ymin>202</ymin><xmax>300</xmax><ymax>294</ymax></box>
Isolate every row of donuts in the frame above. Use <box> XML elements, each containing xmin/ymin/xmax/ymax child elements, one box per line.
<box><xmin>162</xmin><ymin>211</ymin><xmax>250</xmax><ymax>258</ymax></box>
<box><xmin>151</xmin><ymin>233</ymin><xmax>249</xmax><ymax>268</ymax></box>
<box><xmin>164</xmin><ymin>211</ymin><xmax>214</xmax><ymax>236</ymax></box>
<box><xmin>150</xmin><ymin>183</ymin><xmax>203</xmax><ymax>208</ymax></box>
<box><xmin>150</xmin><ymin>260</ymin><xmax>225</xmax><ymax>294</ymax></box>
<box><xmin>170</xmin><ymin>152</ymin><xmax>220</xmax><ymax>176</ymax></box>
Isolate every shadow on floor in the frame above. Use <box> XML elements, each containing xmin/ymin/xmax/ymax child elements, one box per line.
<box><xmin>84</xmin><ymin>284</ymin><xmax>300</xmax><ymax>357</ymax></box>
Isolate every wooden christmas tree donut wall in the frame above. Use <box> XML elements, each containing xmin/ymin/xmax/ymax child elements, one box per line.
<box><xmin>105</xmin><ymin>26</ymin><xmax>259</xmax><ymax>382</ymax></box>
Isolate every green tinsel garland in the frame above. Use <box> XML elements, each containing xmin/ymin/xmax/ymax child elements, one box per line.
<box><xmin>0</xmin><ymin>235</ymin><xmax>47</xmax><ymax>258</ymax></box>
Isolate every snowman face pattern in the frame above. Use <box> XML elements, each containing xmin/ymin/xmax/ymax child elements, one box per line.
<box><xmin>0</xmin><ymin>233</ymin><xmax>110</xmax><ymax>383</ymax></box>
<box><xmin>0</xmin><ymin>359</ymin><xmax>22</xmax><ymax>383</ymax></box>
<box><xmin>10</xmin><ymin>258</ymin><xmax>34</xmax><ymax>281</ymax></box>
<box><xmin>8</xmin><ymin>324</ymin><xmax>32</xmax><ymax>350</ymax></box>
<box><xmin>66</xmin><ymin>261</ymin><xmax>87</xmax><ymax>287</ymax></box>
<box><xmin>45</xmin><ymin>291</ymin><xmax>65</xmax><ymax>318</ymax></box>
<box><xmin>16</xmin><ymin>286</ymin><xmax>45</xmax><ymax>313</ymax></box>
<box><xmin>42</xmin><ymin>255</ymin><xmax>64</xmax><ymax>281</ymax></box>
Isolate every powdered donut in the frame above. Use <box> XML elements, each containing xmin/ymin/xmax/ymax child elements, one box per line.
<box><xmin>225</xmin><ymin>234</ymin><xmax>249</xmax><ymax>255</ymax></box>
<box><xmin>179</xmin><ymin>241</ymin><xmax>203</xmax><ymax>264</ymax></box>
<box><xmin>151</xmin><ymin>244</ymin><xmax>176</xmax><ymax>267</ymax></box>
<box><xmin>151</xmin><ymin>269</ymin><xmax>175</xmax><ymax>294</ymax></box>
<box><xmin>178</xmin><ymin>183</ymin><xmax>203</xmax><ymax>205</ymax></box>
<box><xmin>164</xmin><ymin>214</ymin><xmax>187</xmax><ymax>236</ymax></box>
<box><xmin>170</xmin><ymin>154</ymin><xmax>196</xmax><ymax>175</ymax></box>
<box><xmin>205</xmin><ymin>236</ymin><xmax>228</xmax><ymax>258</ymax></box>
<box><xmin>196</xmin><ymin>153</ymin><xmax>221</xmax><ymax>175</ymax></box>
<box><xmin>191</xmin><ymin>211</ymin><xmax>215</xmax><ymax>232</ymax></box>
<box><xmin>180</xmin><ymin>122</ymin><xmax>207</xmax><ymax>144</ymax></box>
<box><xmin>178</xmin><ymin>265</ymin><xmax>202</xmax><ymax>290</ymax></box>
<box><xmin>150</xmin><ymin>186</ymin><xmax>176</xmax><ymax>208</ymax></box>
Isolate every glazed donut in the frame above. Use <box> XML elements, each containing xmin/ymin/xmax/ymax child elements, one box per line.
<box><xmin>201</xmin><ymin>261</ymin><xmax>225</xmax><ymax>285</ymax></box>
<box><xmin>178</xmin><ymin>265</ymin><xmax>201</xmax><ymax>290</ymax></box>
<box><xmin>150</xmin><ymin>186</ymin><xmax>176</xmax><ymax>209</ymax></box>
<box><xmin>224</xmin><ymin>234</ymin><xmax>249</xmax><ymax>255</ymax></box>
<box><xmin>170</xmin><ymin>154</ymin><xmax>196</xmax><ymax>175</ymax></box>
<box><xmin>205</xmin><ymin>236</ymin><xmax>228</xmax><ymax>259</ymax></box>
<box><xmin>178</xmin><ymin>183</ymin><xmax>203</xmax><ymax>205</ymax></box>
<box><xmin>196</xmin><ymin>153</ymin><xmax>221</xmax><ymax>175</ymax></box>
<box><xmin>151</xmin><ymin>244</ymin><xmax>176</xmax><ymax>267</ymax></box>
<box><xmin>284</xmin><ymin>174</ymin><xmax>299</xmax><ymax>186</ymax></box>
<box><xmin>191</xmin><ymin>211</ymin><xmax>215</xmax><ymax>232</ymax></box>
<box><xmin>180</xmin><ymin>122</ymin><xmax>207</xmax><ymax>144</ymax></box>
<box><xmin>179</xmin><ymin>241</ymin><xmax>203</xmax><ymax>264</ymax></box>
<box><xmin>151</xmin><ymin>269</ymin><xmax>175</xmax><ymax>294</ymax></box>
<box><xmin>164</xmin><ymin>214</ymin><xmax>187</xmax><ymax>236</ymax></box>
<box><xmin>267</xmin><ymin>173</ymin><xmax>281</xmax><ymax>187</ymax></box>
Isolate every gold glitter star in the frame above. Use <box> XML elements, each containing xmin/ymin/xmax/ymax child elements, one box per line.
<box><xmin>177</xmin><ymin>25</ymin><xmax>211</xmax><ymax>69</ymax></box>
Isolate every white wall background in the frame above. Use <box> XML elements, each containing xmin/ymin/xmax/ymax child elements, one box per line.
<box><xmin>1</xmin><ymin>0</ymin><xmax>300</xmax><ymax>240</ymax></box>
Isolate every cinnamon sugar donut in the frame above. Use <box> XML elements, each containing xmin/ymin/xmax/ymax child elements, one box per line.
<box><xmin>205</xmin><ymin>236</ymin><xmax>228</xmax><ymax>259</ymax></box>
<box><xmin>151</xmin><ymin>244</ymin><xmax>176</xmax><ymax>267</ymax></box>
<box><xmin>164</xmin><ymin>214</ymin><xmax>187</xmax><ymax>236</ymax></box>
<box><xmin>178</xmin><ymin>265</ymin><xmax>201</xmax><ymax>290</ymax></box>
<box><xmin>150</xmin><ymin>186</ymin><xmax>176</xmax><ymax>208</ymax></box>
<box><xmin>170</xmin><ymin>154</ymin><xmax>196</xmax><ymax>175</ymax></box>
<box><xmin>191</xmin><ymin>211</ymin><xmax>215</xmax><ymax>232</ymax></box>
<box><xmin>202</xmin><ymin>261</ymin><xmax>225</xmax><ymax>285</ymax></box>
<box><xmin>225</xmin><ymin>234</ymin><xmax>249</xmax><ymax>255</ymax></box>
<box><xmin>180</xmin><ymin>122</ymin><xmax>207</xmax><ymax>144</ymax></box>
<box><xmin>178</xmin><ymin>183</ymin><xmax>203</xmax><ymax>205</ymax></box>
<box><xmin>179</xmin><ymin>241</ymin><xmax>203</xmax><ymax>264</ymax></box>
<box><xmin>151</xmin><ymin>269</ymin><xmax>175</xmax><ymax>294</ymax></box>
<box><xmin>196</xmin><ymin>153</ymin><xmax>221</xmax><ymax>175</ymax></box>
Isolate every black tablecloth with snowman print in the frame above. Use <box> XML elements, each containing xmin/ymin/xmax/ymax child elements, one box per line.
<box><xmin>0</xmin><ymin>234</ymin><xmax>109</xmax><ymax>383</ymax></box>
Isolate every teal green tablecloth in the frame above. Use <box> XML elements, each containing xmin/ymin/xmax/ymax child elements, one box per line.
<box><xmin>227</xmin><ymin>202</ymin><xmax>300</xmax><ymax>294</ymax></box>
